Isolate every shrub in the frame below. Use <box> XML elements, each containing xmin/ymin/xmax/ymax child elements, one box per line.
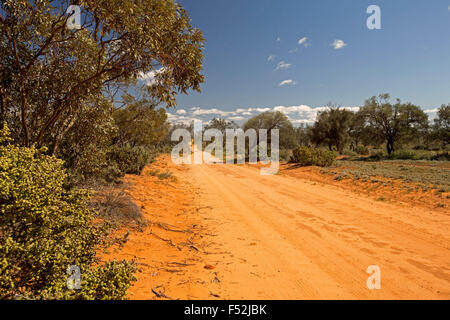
<box><xmin>343</xmin><ymin>149</ymin><xmax>357</xmax><ymax>156</ymax></box>
<box><xmin>389</xmin><ymin>150</ymin><xmax>431</xmax><ymax>160</ymax></box>
<box><xmin>355</xmin><ymin>145</ymin><xmax>370</xmax><ymax>155</ymax></box>
<box><xmin>291</xmin><ymin>146</ymin><xmax>336</xmax><ymax>167</ymax></box>
<box><xmin>413</xmin><ymin>145</ymin><xmax>427</xmax><ymax>151</ymax></box>
<box><xmin>367</xmin><ymin>151</ymin><xmax>385</xmax><ymax>161</ymax></box>
<box><xmin>90</xmin><ymin>188</ymin><xmax>147</xmax><ymax>230</ymax></box>
<box><xmin>279</xmin><ymin>149</ymin><xmax>293</xmax><ymax>162</ymax></box>
<box><xmin>107</xmin><ymin>145</ymin><xmax>154</xmax><ymax>176</ymax></box>
<box><xmin>430</xmin><ymin>152</ymin><xmax>450</xmax><ymax>161</ymax></box>
<box><xmin>389</xmin><ymin>150</ymin><xmax>417</xmax><ymax>160</ymax></box>
<box><xmin>0</xmin><ymin>124</ymin><xmax>136</xmax><ymax>300</ymax></box>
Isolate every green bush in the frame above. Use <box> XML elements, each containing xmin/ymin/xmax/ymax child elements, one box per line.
<box><xmin>367</xmin><ymin>151</ymin><xmax>385</xmax><ymax>161</ymax></box>
<box><xmin>342</xmin><ymin>149</ymin><xmax>357</xmax><ymax>156</ymax></box>
<box><xmin>106</xmin><ymin>145</ymin><xmax>154</xmax><ymax>176</ymax></box>
<box><xmin>291</xmin><ymin>146</ymin><xmax>336</xmax><ymax>167</ymax></box>
<box><xmin>430</xmin><ymin>152</ymin><xmax>450</xmax><ymax>161</ymax></box>
<box><xmin>279</xmin><ymin>149</ymin><xmax>293</xmax><ymax>162</ymax></box>
<box><xmin>389</xmin><ymin>150</ymin><xmax>418</xmax><ymax>160</ymax></box>
<box><xmin>0</xmin><ymin>124</ymin><xmax>136</xmax><ymax>300</ymax></box>
<box><xmin>389</xmin><ymin>150</ymin><xmax>431</xmax><ymax>160</ymax></box>
<box><xmin>355</xmin><ymin>145</ymin><xmax>370</xmax><ymax>155</ymax></box>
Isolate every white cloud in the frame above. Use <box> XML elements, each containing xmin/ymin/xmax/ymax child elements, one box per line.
<box><xmin>267</xmin><ymin>55</ymin><xmax>275</xmax><ymax>62</ymax></box>
<box><xmin>273</xmin><ymin>105</ymin><xmax>314</xmax><ymax>114</ymax></box>
<box><xmin>448</xmin><ymin>5</ymin><xmax>450</xmax><ymax>11</ymax></box>
<box><xmin>248</xmin><ymin>107</ymin><xmax>272</xmax><ymax>113</ymax></box>
<box><xmin>228</xmin><ymin>116</ymin><xmax>245</xmax><ymax>121</ymax></box>
<box><xmin>298</xmin><ymin>37</ymin><xmax>308</xmax><ymax>45</ymax></box>
<box><xmin>192</xmin><ymin>108</ymin><xmax>236</xmax><ymax>117</ymax></box>
<box><xmin>166</xmin><ymin>105</ymin><xmax>361</xmax><ymax>126</ymax></box>
<box><xmin>424</xmin><ymin>108</ymin><xmax>439</xmax><ymax>113</ymax></box>
<box><xmin>331</xmin><ymin>39</ymin><xmax>347</xmax><ymax>50</ymax></box>
<box><xmin>275</xmin><ymin>61</ymin><xmax>292</xmax><ymax>71</ymax></box>
<box><xmin>176</xmin><ymin>109</ymin><xmax>187</xmax><ymax>115</ymax></box>
<box><xmin>298</xmin><ymin>37</ymin><xmax>311</xmax><ymax>48</ymax></box>
<box><xmin>279</xmin><ymin>80</ymin><xmax>297</xmax><ymax>86</ymax></box>
<box><xmin>138</xmin><ymin>67</ymin><xmax>166</xmax><ymax>86</ymax></box>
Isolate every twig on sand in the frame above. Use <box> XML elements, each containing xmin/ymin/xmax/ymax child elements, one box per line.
<box><xmin>149</xmin><ymin>229</ymin><xmax>176</xmax><ymax>247</ymax></box>
<box><xmin>196</xmin><ymin>206</ymin><xmax>213</xmax><ymax>213</ymax></box>
<box><xmin>152</xmin><ymin>285</ymin><xmax>171</xmax><ymax>299</ymax></box>
<box><xmin>154</xmin><ymin>222</ymin><xmax>192</xmax><ymax>234</ymax></box>
<box><xmin>166</xmin><ymin>261</ymin><xmax>196</xmax><ymax>267</ymax></box>
<box><xmin>189</xmin><ymin>245</ymin><xmax>200</xmax><ymax>252</ymax></box>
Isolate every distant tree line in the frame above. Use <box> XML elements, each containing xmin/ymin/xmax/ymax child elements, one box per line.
<box><xmin>204</xmin><ymin>94</ymin><xmax>449</xmax><ymax>161</ymax></box>
<box><xmin>307</xmin><ymin>94</ymin><xmax>448</xmax><ymax>157</ymax></box>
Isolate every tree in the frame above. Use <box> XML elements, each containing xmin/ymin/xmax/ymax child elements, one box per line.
<box><xmin>205</xmin><ymin>118</ymin><xmax>238</xmax><ymax>135</ymax></box>
<box><xmin>243</xmin><ymin>111</ymin><xmax>297</xmax><ymax>149</ymax></box>
<box><xmin>360</xmin><ymin>94</ymin><xmax>429</xmax><ymax>156</ymax></box>
<box><xmin>310</xmin><ymin>106</ymin><xmax>354</xmax><ymax>154</ymax></box>
<box><xmin>56</xmin><ymin>95</ymin><xmax>118</xmax><ymax>182</ymax></box>
<box><xmin>0</xmin><ymin>0</ymin><xmax>204</xmax><ymax>149</ymax></box>
<box><xmin>113</xmin><ymin>95</ymin><xmax>169</xmax><ymax>148</ymax></box>
<box><xmin>432</xmin><ymin>104</ymin><xmax>450</xmax><ymax>147</ymax></box>
<box><xmin>294</xmin><ymin>124</ymin><xmax>311</xmax><ymax>147</ymax></box>
<box><xmin>348</xmin><ymin>109</ymin><xmax>380</xmax><ymax>150</ymax></box>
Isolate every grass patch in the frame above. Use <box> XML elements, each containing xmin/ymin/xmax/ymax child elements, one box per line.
<box><xmin>146</xmin><ymin>169</ymin><xmax>176</xmax><ymax>181</ymax></box>
<box><xmin>90</xmin><ymin>186</ymin><xmax>147</xmax><ymax>230</ymax></box>
<box><xmin>321</xmin><ymin>159</ymin><xmax>450</xmax><ymax>192</ymax></box>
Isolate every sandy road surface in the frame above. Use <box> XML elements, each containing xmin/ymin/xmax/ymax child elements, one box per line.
<box><xmin>177</xmin><ymin>151</ymin><xmax>450</xmax><ymax>299</ymax></box>
<box><xmin>112</xmin><ymin>152</ymin><xmax>450</xmax><ymax>300</ymax></box>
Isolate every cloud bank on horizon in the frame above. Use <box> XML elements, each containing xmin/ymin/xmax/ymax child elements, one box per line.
<box><xmin>166</xmin><ymin>105</ymin><xmax>358</xmax><ymax>126</ymax></box>
<box><xmin>166</xmin><ymin>104</ymin><xmax>440</xmax><ymax>127</ymax></box>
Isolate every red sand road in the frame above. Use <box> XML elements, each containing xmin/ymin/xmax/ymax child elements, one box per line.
<box><xmin>111</xmin><ymin>154</ymin><xmax>450</xmax><ymax>300</ymax></box>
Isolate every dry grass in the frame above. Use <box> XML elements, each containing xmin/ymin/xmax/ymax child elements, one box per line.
<box><xmin>321</xmin><ymin>160</ymin><xmax>450</xmax><ymax>192</ymax></box>
<box><xmin>90</xmin><ymin>184</ymin><xmax>147</xmax><ymax>231</ymax></box>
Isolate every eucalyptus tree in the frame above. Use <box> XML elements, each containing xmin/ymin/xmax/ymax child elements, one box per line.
<box><xmin>360</xmin><ymin>94</ymin><xmax>428</xmax><ymax>155</ymax></box>
<box><xmin>0</xmin><ymin>0</ymin><xmax>205</xmax><ymax>149</ymax></box>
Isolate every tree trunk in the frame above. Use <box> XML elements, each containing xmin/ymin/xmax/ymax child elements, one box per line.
<box><xmin>386</xmin><ymin>138</ymin><xmax>394</xmax><ymax>156</ymax></box>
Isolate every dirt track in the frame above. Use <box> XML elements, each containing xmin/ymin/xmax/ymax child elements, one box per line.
<box><xmin>112</xmin><ymin>153</ymin><xmax>450</xmax><ymax>300</ymax></box>
<box><xmin>186</xmin><ymin>156</ymin><xmax>450</xmax><ymax>299</ymax></box>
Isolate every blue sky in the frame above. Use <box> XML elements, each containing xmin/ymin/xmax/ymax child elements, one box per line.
<box><xmin>162</xmin><ymin>0</ymin><xmax>450</xmax><ymax>124</ymax></box>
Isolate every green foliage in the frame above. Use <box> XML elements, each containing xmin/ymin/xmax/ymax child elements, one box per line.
<box><xmin>360</xmin><ymin>94</ymin><xmax>429</xmax><ymax>155</ymax></box>
<box><xmin>57</xmin><ymin>98</ymin><xmax>118</xmax><ymax>184</ymax></box>
<box><xmin>205</xmin><ymin>118</ymin><xmax>238</xmax><ymax>134</ymax></box>
<box><xmin>310</xmin><ymin>106</ymin><xmax>354</xmax><ymax>154</ymax></box>
<box><xmin>431</xmin><ymin>104</ymin><xmax>450</xmax><ymax>148</ymax></box>
<box><xmin>113</xmin><ymin>95</ymin><xmax>169</xmax><ymax>148</ymax></box>
<box><xmin>354</xmin><ymin>145</ymin><xmax>370</xmax><ymax>155</ymax></box>
<box><xmin>367</xmin><ymin>151</ymin><xmax>385</xmax><ymax>161</ymax></box>
<box><xmin>279</xmin><ymin>149</ymin><xmax>293</xmax><ymax>162</ymax></box>
<box><xmin>389</xmin><ymin>150</ymin><xmax>421</xmax><ymax>160</ymax></box>
<box><xmin>0</xmin><ymin>126</ymin><xmax>136</xmax><ymax>299</ymax></box>
<box><xmin>107</xmin><ymin>145</ymin><xmax>153</xmax><ymax>176</ymax></box>
<box><xmin>243</xmin><ymin>111</ymin><xmax>298</xmax><ymax>149</ymax></box>
<box><xmin>1</xmin><ymin>0</ymin><xmax>204</xmax><ymax>147</ymax></box>
<box><xmin>291</xmin><ymin>146</ymin><xmax>336</xmax><ymax>167</ymax></box>
<box><xmin>79</xmin><ymin>261</ymin><xmax>137</xmax><ymax>300</ymax></box>
<box><xmin>430</xmin><ymin>152</ymin><xmax>450</xmax><ymax>161</ymax></box>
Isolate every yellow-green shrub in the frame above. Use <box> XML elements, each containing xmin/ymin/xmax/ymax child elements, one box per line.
<box><xmin>0</xmin><ymin>124</ymin><xmax>136</xmax><ymax>300</ymax></box>
<box><xmin>106</xmin><ymin>145</ymin><xmax>154</xmax><ymax>176</ymax></box>
<box><xmin>291</xmin><ymin>146</ymin><xmax>336</xmax><ymax>167</ymax></box>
